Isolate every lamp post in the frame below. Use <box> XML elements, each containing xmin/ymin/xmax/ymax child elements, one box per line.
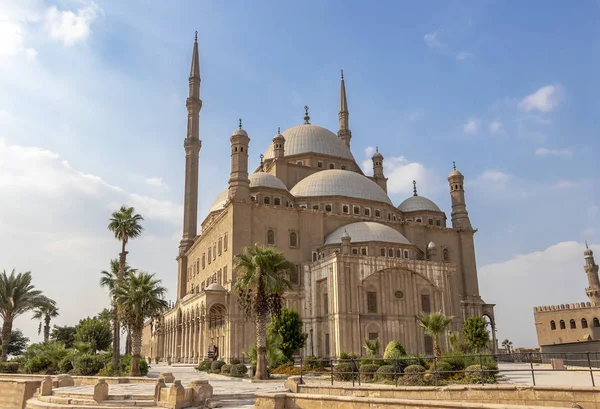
<box><xmin>309</xmin><ymin>328</ymin><xmax>314</xmax><ymax>356</ymax></box>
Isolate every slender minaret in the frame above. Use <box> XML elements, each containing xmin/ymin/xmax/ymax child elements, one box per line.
<box><xmin>371</xmin><ymin>147</ymin><xmax>387</xmax><ymax>192</ymax></box>
<box><xmin>337</xmin><ymin>70</ymin><xmax>352</xmax><ymax>147</ymax></box>
<box><xmin>177</xmin><ymin>32</ymin><xmax>202</xmax><ymax>300</ymax></box>
<box><xmin>228</xmin><ymin>119</ymin><xmax>251</xmax><ymax>201</ymax></box>
<box><xmin>448</xmin><ymin>162</ymin><xmax>472</xmax><ymax>230</ymax></box>
<box><xmin>273</xmin><ymin>127</ymin><xmax>285</xmax><ymax>159</ymax></box>
<box><xmin>584</xmin><ymin>243</ymin><xmax>600</xmax><ymax>306</ymax></box>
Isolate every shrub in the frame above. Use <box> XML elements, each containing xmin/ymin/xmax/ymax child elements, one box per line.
<box><xmin>23</xmin><ymin>356</ymin><xmax>52</xmax><ymax>374</ymax></box>
<box><xmin>221</xmin><ymin>364</ymin><xmax>232</xmax><ymax>374</ymax></box>
<box><xmin>431</xmin><ymin>360</ymin><xmax>453</xmax><ymax>379</ymax></box>
<box><xmin>359</xmin><ymin>364</ymin><xmax>380</xmax><ymax>382</ymax></box>
<box><xmin>400</xmin><ymin>364</ymin><xmax>428</xmax><ymax>386</ymax></box>
<box><xmin>197</xmin><ymin>360</ymin><xmax>212</xmax><ymax>371</ymax></box>
<box><xmin>211</xmin><ymin>360</ymin><xmax>226</xmax><ymax>372</ymax></box>
<box><xmin>0</xmin><ymin>362</ymin><xmax>20</xmax><ymax>373</ymax></box>
<box><xmin>333</xmin><ymin>362</ymin><xmax>355</xmax><ymax>381</ymax></box>
<box><xmin>58</xmin><ymin>357</ymin><xmax>73</xmax><ymax>373</ymax></box>
<box><xmin>271</xmin><ymin>362</ymin><xmax>301</xmax><ymax>375</ymax></box>
<box><xmin>230</xmin><ymin>357</ymin><xmax>241</xmax><ymax>365</ymax></box>
<box><xmin>139</xmin><ymin>357</ymin><xmax>149</xmax><ymax>377</ymax></box>
<box><xmin>465</xmin><ymin>364</ymin><xmax>497</xmax><ymax>384</ymax></box>
<box><xmin>383</xmin><ymin>341</ymin><xmax>407</xmax><ymax>359</ymax></box>
<box><xmin>303</xmin><ymin>355</ymin><xmax>325</xmax><ymax>371</ymax></box>
<box><xmin>155</xmin><ymin>357</ymin><xmax>160</xmax><ymax>364</ymax></box>
<box><xmin>374</xmin><ymin>365</ymin><xmax>396</xmax><ymax>382</ymax></box>
<box><xmin>339</xmin><ymin>351</ymin><xmax>358</xmax><ymax>360</ymax></box>
<box><xmin>230</xmin><ymin>363</ymin><xmax>248</xmax><ymax>377</ymax></box>
<box><xmin>72</xmin><ymin>353</ymin><xmax>106</xmax><ymax>376</ymax></box>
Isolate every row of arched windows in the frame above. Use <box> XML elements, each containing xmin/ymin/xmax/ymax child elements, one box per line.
<box><xmin>550</xmin><ymin>317</ymin><xmax>600</xmax><ymax>330</ymax></box>
<box><xmin>267</xmin><ymin>229</ymin><xmax>298</xmax><ymax>248</ymax></box>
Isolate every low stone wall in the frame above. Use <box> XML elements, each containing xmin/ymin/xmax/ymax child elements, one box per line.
<box><xmin>0</xmin><ymin>379</ymin><xmax>41</xmax><ymax>409</ymax></box>
<box><xmin>296</xmin><ymin>384</ymin><xmax>600</xmax><ymax>409</ymax></box>
<box><xmin>255</xmin><ymin>392</ymin><xmax>568</xmax><ymax>409</ymax></box>
<box><xmin>0</xmin><ymin>373</ymin><xmax>155</xmax><ymax>385</ymax></box>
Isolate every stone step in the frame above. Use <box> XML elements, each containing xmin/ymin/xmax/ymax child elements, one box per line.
<box><xmin>205</xmin><ymin>396</ymin><xmax>255</xmax><ymax>409</ymax></box>
<box><xmin>38</xmin><ymin>396</ymin><xmax>156</xmax><ymax>407</ymax></box>
<box><xmin>26</xmin><ymin>399</ymin><xmax>157</xmax><ymax>409</ymax></box>
<box><xmin>51</xmin><ymin>392</ymin><xmax>155</xmax><ymax>401</ymax></box>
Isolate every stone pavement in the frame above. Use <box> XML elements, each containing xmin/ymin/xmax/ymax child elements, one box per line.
<box><xmin>498</xmin><ymin>363</ymin><xmax>598</xmax><ymax>387</ymax></box>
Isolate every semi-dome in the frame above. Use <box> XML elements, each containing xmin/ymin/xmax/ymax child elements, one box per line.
<box><xmin>291</xmin><ymin>169</ymin><xmax>392</xmax><ymax>205</ymax></box>
<box><xmin>249</xmin><ymin>172</ymin><xmax>288</xmax><ymax>191</ymax></box>
<box><xmin>208</xmin><ymin>190</ymin><xmax>228</xmax><ymax>213</ymax></box>
<box><xmin>262</xmin><ymin>124</ymin><xmax>354</xmax><ymax>160</ymax></box>
<box><xmin>205</xmin><ymin>283</ymin><xmax>226</xmax><ymax>292</ymax></box>
<box><xmin>324</xmin><ymin>222</ymin><xmax>410</xmax><ymax>245</ymax></box>
<box><xmin>398</xmin><ymin>196</ymin><xmax>442</xmax><ymax>213</ymax></box>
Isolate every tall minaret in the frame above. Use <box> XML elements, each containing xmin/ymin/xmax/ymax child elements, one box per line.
<box><xmin>371</xmin><ymin>147</ymin><xmax>387</xmax><ymax>192</ymax></box>
<box><xmin>337</xmin><ymin>70</ymin><xmax>352</xmax><ymax>147</ymax></box>
<box><xmin>584</xmin><ymin>244</ymin><xmax>600</xmax><ymax>306</ymax></box>
<box><xmin>177</xmin><ymin>32</ymin><xmax>202</xmax><ymax>300</ymax></box>
<box><xmin>448</xmin><ymin>162</ymin><xmax>472</xmax><ymax>230</ymax></box>
<box><xmin>228</xmin><ymin>119</ymin><xmax>251</xmax><ymax>201</ymax></box>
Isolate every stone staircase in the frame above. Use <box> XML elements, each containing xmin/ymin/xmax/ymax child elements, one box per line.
<box><xmin>26</xmin><ymin>388</ymin><xmax>157</xmax><ymax>409</ymax></box>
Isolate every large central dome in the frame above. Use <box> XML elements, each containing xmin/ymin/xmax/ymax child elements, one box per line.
<box><xmin>290</xmin><ymin>169</ymin><xmax>393</xmax><ymax>205</ymax></box>
<box><xmin>263</xmin><ymin>124</ymin><xmax>355</xmax><ymax>160</ymax></box>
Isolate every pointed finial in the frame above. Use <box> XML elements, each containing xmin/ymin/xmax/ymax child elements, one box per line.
<box><xmin>376</xmin><ymin>146</ymin><xmax>379</xmax><ymax>152</ymax></box>
<box><xmin>194</xmin><ymin>31</ymin><xmax>198</xmax><ymax>42</ymax></box>
<box><xmin>586</xmin><ymin>241</ymin><xmax>589</xmax><ymax>249</ymax></box>
<box><xmin>341</xmin><ymin>69</ymin><xmax>344</xmax><ymax>80</ymax></box>
<box><xmin>238</xmin><ymin>118</ymin><xmax>242</xmax><ymax>129</ymax></box>
<box><xmin>413</xmin><ymin>180</ymin><xmax>418</xmax><ymax>196</ymax></box>
<box><xmin>453</xmin><ymin>161</ymin><xmax>456</xmax><ymax>171</ymax></box>
<box><xmin>259</xmin><ymin>154</ymin><xmax>264</xmax><ymax>171</ymax></box>
<box><xmin>304</xmin><ymin>106</ymin><xmax>310</xmax><ymax>124</ymax></box>
<box><xmin>277</xmin><ymin>127</ymin><xmax>281</xmax><ymax>134</ymax></box>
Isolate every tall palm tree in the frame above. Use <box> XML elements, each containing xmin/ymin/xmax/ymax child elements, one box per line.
<box><xmin>502</xmin><ymin>339</ymin><xmax>513</xmax><ymax>354</ymax></box>
<box><xmin>418</xmin><ymin>311</ymin><xmax>454</xmax><ymax>357</ymax></box>
<box><xmin>113</xmin><ymin>271</ymin><xmax>167</xmax><ymax>376</ymax></box>
<box><xmin>233</xmin><ymin>245</ymin><xmax>294</xmax><ymax>379</ymax></box>
<box><xmin>100</xmin><ymin>259</ymin><xmax>136</xmax><ymax>355</ymax></box>
<box><xmin>107</xmin><ymin>206</ymin><xmax>144</xmax><ymax>368</ymax></box>
<box><xmin>33</xmin><ymin>305</ymin><xmax>59</xmax><ymax>343</ymax></box>
<box><xmin>0</xmin><ymin>270</ymin><xmax>55</xmax><ymax>361</ymax></box>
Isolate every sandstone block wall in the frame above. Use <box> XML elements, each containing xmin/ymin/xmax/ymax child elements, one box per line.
<box><xmin>0</xmin><ymin>379</ymin><xmax>41</xmax><ymax>409</ymax></box>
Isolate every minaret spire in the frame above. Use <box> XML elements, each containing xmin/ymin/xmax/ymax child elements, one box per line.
<box><xmin>338</xmin><ymin>70</ymin><xmax>352</xmax><ymax>147</ymax></box>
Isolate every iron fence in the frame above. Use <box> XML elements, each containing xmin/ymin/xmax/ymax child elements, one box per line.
<box><xmin>292</xmin><ymin>351</ymin><xmax>600</xmax><ymax>387</ymax></box>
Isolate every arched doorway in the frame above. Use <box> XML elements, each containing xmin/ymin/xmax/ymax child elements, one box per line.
<box><xmin>207</xmin><ymin>303</ymin><xmax>227</xmax><ymax>360</ymax></box>
<box><xmin>482</xmin><ymin>314</ymin><xmax>497</xmax><ymax>354</ymax></box>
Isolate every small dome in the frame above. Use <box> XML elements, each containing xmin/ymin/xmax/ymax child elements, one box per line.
<box><xmin>341</xmin><ymin>229</ymin><xmax>351</xmax><ymax>241</ymax></box>
<box><xmin>372</xmin><ymin>148</ymin><xmax>383</xmax><ymax>160</ymax></box>
<box><xmin>398</xmin><ymin>196</ymin><xmax>442</xmax><ymax>213</ymax></box>
<box><xmin>449</xmin><ymin>169</ymin><xmax>463</xmax><ymax>178</ymax></box>
<box><xmin>291</xmin><ymin>169</ymin><xmax>392</xmax><ymax>205</ymax></box>
<box><xmin>232</xmin><ymin>128</ymin><xmax>248</xmax><ymax>137</ymax></box>
<box><xmin>263</xmin><ymin>124</ymin><xmax>354</xmax><ymax>160</ymax></box>
<box><xmin>208</xmin><ymin>190</ymin><xmax>228</xmax><ymax>213</ymax></box>
<box><xmin>273</xmin><ymin>131</ymin><xmax>285</xmax><ymax>143</ymax></box>
<box><xmin>585</xmin><ymin>248</ymin><xmax>594</xmax><ymax>257</ymax></box>
<box><xmin>324</xmin><ymin>222</ymin><xmax>410</xmax><ymax>246</ymax></box>
<box><xmin>205</xmin><ymin>283</ymin><xmax>226</xmax><ymax>292</ymax></box>
<box><xmin>427</xmin><ymin>241</ymin><xmax>436</xmax><ymax>249</ymax></box>
<box><xmin>249</xmin><ymin>172</ymin><xmax>288</xmax><ymax>191</ymax></box>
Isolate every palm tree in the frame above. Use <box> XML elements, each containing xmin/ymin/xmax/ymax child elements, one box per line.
<box><xmin>418</xmin><ymin>311</ymin><xmax>454</xmax><ymax>357</ymax></box>
<box><xmin>107</xmin><ymin>206</ymin><xmax>144</xmax><ymax>368</ymax></box>
<box><xmin>233</xmin><ymin>245</ymin><xmax>294</xmax><ymax>379</ymax></box>
<box><xmin>0</xmin><ymin>270</ymin><xmax>55</xmax><ymax>361</ymax></box>
<box><xmin>502</xmin><ymin>339</ymin><xmax>513</xmax><ymax>354</ymax></box>
<box><xmin>113</xmin><ymin>271</ymin><xmax>167</xmax><ymax>376</ymax></box>
<box><xmin>33</xmin><ymin>305</ymin><xmax>59</xmax><ymax>343</ymax></box>
<box><xmin>100</xmin><ymin>259</ymin><xmax>136</xmax><ymax>355</ymax></box>
<box><xmin>363</xmin><ymin>338</ymin><xmax>380</xmax><ymax>357</ymax></box>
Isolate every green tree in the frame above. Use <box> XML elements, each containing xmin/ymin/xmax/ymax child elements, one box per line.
<box><xmin>0</xmin><ymin>329</ymin><xmax>30</xmax><ymax>357</ymax></box>
<box><xmin>418</xmin><ymin>311</ymin><xmax>454</xmax><ymax>357</ymax></box>
<box><xmin>462</xmin><ymin>316</ymin><xmax>491</xmax><ymax>352</ymax></box>
<box><xmin>502</xmin><ymin>339</ymin><xmax>513</xmax><ymax>354</ymax></box>
<box><xmin>363</xmin><ymin>338</ymin><xmax>380</xmax><ymax>357</ymax></box>
<box><xmin>383</xmin><ymin>340</ymin><xmax>407</xmax><ymax>359</ymax></box>
<box><xmin>114</xmin><ymin>271</ymin><xmax>167</xmax><ymax>376</ymax></box>
<box><xmin>268</xmin><ymin>307</ymin><xmax>306</xmax><ymax>362</ymax></box>
<box><xmin>96</xmin><ymin>308</ymin><xmax>112</xmax><ymax>323</ymax></box>
<box><xmin>0</xmin><ymin>270</ymin><xmax>55</xmax><ymax>361</ymax></box>
<box><xmin>32</xmin><ymin>305</ymin><xmax>59</xmax><ymax>343</ymax></box>
<box><xmin>244</xmin><ymin>332</ymin><xmax>286</xmax><ymax>368</ymax></box>
<box><xmin>107</xmin><ymin>206</ymin><xmax>144</xmax><ymax>369</ymax></box>
<box><xmin>50</xmin><ymin>325</ymin><xmax>76</xmax><ymax>348</ymax></box>
<box><xmin>233</xmin><ymin>245</ymin><xmax>294</xmax><ymax>379</ymax></box>
<box><xmin>74</xmin><ymin>317</ymin><xmax>112</xmax><ymax>353</ymax></box>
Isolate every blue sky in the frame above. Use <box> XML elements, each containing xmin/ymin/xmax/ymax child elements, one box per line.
<box><xmin>0</xmin><ymin>0</ymin><xmax>598</xmax><ymax>348</ymax></box>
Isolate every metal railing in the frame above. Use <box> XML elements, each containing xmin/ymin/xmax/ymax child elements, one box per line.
<box><xmin>291</xmin><ymin>351</ymin><xmax>600</xmax><ymax>387</ymax></box>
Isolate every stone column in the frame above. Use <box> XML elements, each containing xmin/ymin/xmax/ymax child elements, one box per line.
<box><xmin>176</xmin><ymin>324</ymin><xmax>182</xmax><ymax>362</ymax></box>
<box><xmin>192</xmin><ymin>318</ymin><xmax>197</xmax><ymax>363</ymax></box>
<box><xmin>184</xmin><ymin>321</ymin><xmax>189</xmax><ymax>363</ymax></box>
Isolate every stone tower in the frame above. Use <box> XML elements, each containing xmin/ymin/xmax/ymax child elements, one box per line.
<box><xmin>337</xmin><ymin>70</ymin><xmax>352</xmax><ymax>147</ymax></box>
<box><xmin>448</xmin><ymin>162</ymin><xmax>472</xmax><ymax>230</ymax></box>
<box><xmin>228</xmin><ymin>120</ymin><xmax>251</xmax><ymax>201</ymax></box>
<box><xmin>272</xmin><ymin>127</ymin><xmax>285</xmax><ymax>159</ymax></box>
<box><xmin>177</xmin><ymin>32</ymin><xmax>202</xmax><ymax>300</ymax></box>
<box><xmin>584</xmin><ymin>244</ymin><xmax>600</xmax><ymax>306</ymax></box>
<box><xmin>371</xmin><ymin>147</ymin><xmax>387</xmax><ymax>192</ymax></box>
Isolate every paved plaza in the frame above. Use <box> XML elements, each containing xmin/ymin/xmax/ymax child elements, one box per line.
<box><xmin>498</xmin><ymin>363</ymin><xmax>598</xmax><ymax>387</ymax></box>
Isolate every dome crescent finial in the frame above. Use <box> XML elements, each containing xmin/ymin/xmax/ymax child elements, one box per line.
<box><xmin>194</xmin><ymin>31</ymin><xmax>198</xmax><ymax>42</ymax></box>
<box><xmin>304</xmin><ymin>106</ymin><xmax>310</xmax><ymax>124</ymax></box>
<box><xmin>453</xmin><ymin>161</ymin><xmax>457</xmax><ymax>171</ymax></box>
<box><xmin>413</xmin><ymin>180</ymin><xmax>418</xmax><ymax>196</ymax></box>
<box><xmin>238</xmin><ymin>118</ymin><xmax>242</xmax><ymax>129</ymax></box>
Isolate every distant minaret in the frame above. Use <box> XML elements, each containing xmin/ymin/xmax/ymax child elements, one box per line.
<box><xmin>584</xmin><ymin>243</ymin><xmax>600</xmax><ymax>306</ymax></box>
<box><xmin>177</xmin><ymin>32</ymin><xmax>202</xmax><ymax>299</ymax></box>
<box><xmin>228</xmin><ymin>119</ymin><xmax>251</xmax><ymax>201</ymax></box>
<box><xmin>272</xmin><ymin>127</ymin><xmax>285</xmax><ymax>159</ymax></box>
<box><xmin>371</xmin><ymin>147</ymin><xmax>387</xmax><ymax>192</ymax></box>
<box><xmin>448</xmin><ymin>162</ymin><xmax>472</xmax><ymax>230</ymax></box>
<box><xmin>337</xmin><ymin>70</ymin><xmax>352</xmax><ymax>147</ymax></box>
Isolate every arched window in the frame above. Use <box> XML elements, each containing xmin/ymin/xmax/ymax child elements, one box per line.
<box><xmin>353</xmin><ymin>206</ymin><xmax>360</xmax><ymax>215</ymax></box>
<box><xmin>223</xmin><ymin>266</ymin><xmax>227</xmax><ymax>283</ymax></box>
<box><xmin>550</xmin><ymin>320</ymin><xmax>556</xmax><ymax>330</ymax></box>
<box><xmin>364</xmin><ymin>208</ymin><xmax>370</xmax><ymax>216</ymax></box>
<box><xmin>375</xmin><ymin>210</ymin><xmax>381</xmax><ymax>217</ymax></box>
<box><xmin>224</xmin><ymin>233</ymin><xmax>228</xmax><ymax>251</ymax></box>
<box><xmin>388</xmin><ymin>249</ymin><xmax>394</xmax><ymax>257</ymax></box>
<box><xmin>342</xmin><ymin>205</ymin><xmax>349</xmax><ymax>214</ymax></box>
<box><xmin>274</xmin><ymin>198</ymin><xmax>281</xmax><ymax>206</ymax></box>
<box><xmin>559</xmin><ymin>320</ymin><xmax>566</xmax><ymax>330</ymax></box>
<box><xmin>352</xmin><ymin>248</ymin><xmax>358</xmax><ymax>255</ymax></box>
<box><xmin>361</xmin><ymin>248</ymin><xmax>367</xmax><ymax>256</ymax></box>
<box><xmin>594</xmin><ymin>318</ymin><xmax>600</xmax><ymax>327</ymax></box>
<box><xmin>392</xmin><ymin>215</ymin><xmax>397</xmax><ymax>221</ymax></box>
<box><xmin>341</xmin><ymin>165</ymin><xmax>346</xmax><ymax>170</ymax></box>
<box><xmin>297</xmin><ymin>161</ymin><xmax>303</xmax><ymax>166</ymax></box>
<box><xmin>325</xmin><ymin>205</ymin><xmax>332</xmax><ymax>212</ymax></box>
<box><xmin>202</xmin><ymin>253</ymin><xmax>206</xmax><ymax>269</ymax></box>
<box><xmin>582</xmin><ymin>318</ymin><xmax>588</xmax><ymax>329</ymax></box>
<box><xmin>208</xmin><ymin>248</ymin><xmax>212</xmax><ymax>264</ymax></box>
<box><xmin>416</xmin><ymin>218</ymin><xmax>422</xmax><ymax>223</ymax></box>
<box><xmin>570</xmin><ymin>319</ymin><xmax>576</xmax><ymax>329</ymax></box>
<box><xmin>267</xmin><ymin>229</ymin><xmax>275</xmax><ymax>245</ymax></box>
<box><xmin>436</xmin><ymin>220</ymin><xmax>441</xmax><ymax>226</ymax></box>
<box><xmin>264</xmin><ymin>197</ymin><xmax>270</xmax><ymax>205</ymax></box>
<box><xmin>428</xmin><ymin>218</ymin><xmax>434</xmax><ymax>225</ymax></box>
<box><xmin>388</xmin><ymin>213</ymin><xmax>391</xmax><ymax>220</ymax></box>
<box><xmin>290</xmin><ymin>232</ymin><xmax>298</xmax><ymax>247</ymax></box>
<box><xmin>443</xmin><ymin>248</ymin><xmax>449</xmax><ymax>262</ymax></box>
<box><xmin>213</xmin><ymin>243</ymin><xmax>216</xmax><ymax>259</ymax></box>
<box><xmin>218</xmin><ymin>238</ymin><xmax>222</xmax><ymax>255</ymax></box>
<box><xmin>380</xmin><ymin>248</ymin><xmax>386</xmax><ymax>257</ymax></box>
<box><xmin>396</xmin><ymin>249</ymin><xmax>401</xmax><ymax>258</ymax></box>
<box><xmin>329</xmin><ymin>163</ymin><xmax>335</xmax><ymax>169</ymax></box>
<box><xmin>404</xmin><ymin>250</ymin><xmax>409</xmax><ymax>259</ymax></box>
<box><xmin>317</xmin><ymin>161</ymin><xmax>323</xmax><ymax>168</ymax></box>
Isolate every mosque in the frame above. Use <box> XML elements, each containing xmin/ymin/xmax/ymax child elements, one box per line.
<box><xmin>141</xmin><ymin>35</ymin><xmax>496</xmax><ymax>362</ymax></box>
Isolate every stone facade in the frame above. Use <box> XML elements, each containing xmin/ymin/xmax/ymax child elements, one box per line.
<box><xmin>534</xmin><ymin>245</ymin><xmax>600</xmax><ymax>350</ymax></box>
<box><xmin>141</xmin><ymin>36</ymin><xmax>496</xmax><ymax>362</ymax></box>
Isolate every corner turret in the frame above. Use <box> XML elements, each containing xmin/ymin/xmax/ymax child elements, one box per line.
<box><xmin>372</xmin><ymin>147</ymin><xmax>387</xmax><ymax>192</ymax></box>
<box><xmin>228</xmin><ymin>119</ymin><xmax>251</xmax><ymax>201</ymax></box>
<box><xmin>448</xmin><ymin>162</ymin><xmax>472</xmax><ymax>230</ymax></box>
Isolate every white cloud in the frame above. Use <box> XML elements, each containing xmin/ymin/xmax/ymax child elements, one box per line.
<box><xmin>588</xmin><ymin>205</ymin><xmax>599</xmax><ymax>219</ymax></box>
<box><xmin>584</xmin><ymin>228</ymin><xmax>595</xmax><ymax>237</ymax></box>
<box><xmin>456</xmin><ymin>51</ymin><xmax>473</xmax><ymax>60</ymax></box>
<box><xmin>463</xmin><ymin>117</ymin><xmax>479</xmax><ymax>134</ymax></box>
<box><xmin>489</xmin><ymin>120</ymin><xmax>501</xmax><ymax>133</ymax></box>
<box><xmin>519</xmin><ymin>85</ymin><xmax>561</xmax><ymax>113</ymax></box>
<box><xmin>424</xmin><ymin>31</ymin><xmax>443</xmax><ymax>48</ymax></box>
<box><xmin>0</xmin><ymin>109</ymin><xmax>13</xmax><ymax>124</ymax></box>
<box><xmin>479</xmin><ymin>241</ymin><xmax>598</xmax><ymax>347</ymax></box>
<box><xmin>146</xmin><ymin>176</ymin><xmax>168</xmax><ymax>189</ymax></box>
<box><xmin>479</xmin><ymin>169</ymin><xmax>509</xmax><ymax>183</ymax></box>
<box><xmin>535</xmin><ymin>147</ymin><xmax>573</xmax><ymax>158</ymax></box>
<box><xmin>44</xmin><ymin>3</ymin><xmax>101</xmax><ymax>46</ymax></box>
<box><xmin>0</xmin><ymin>21</ymin><xmax>37</xmax><ymax>59</ymax></box>
<box><xmin>552</xmin><ymin>179</ymin><xmax>577</xmax><ymax>189</ymax></box>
